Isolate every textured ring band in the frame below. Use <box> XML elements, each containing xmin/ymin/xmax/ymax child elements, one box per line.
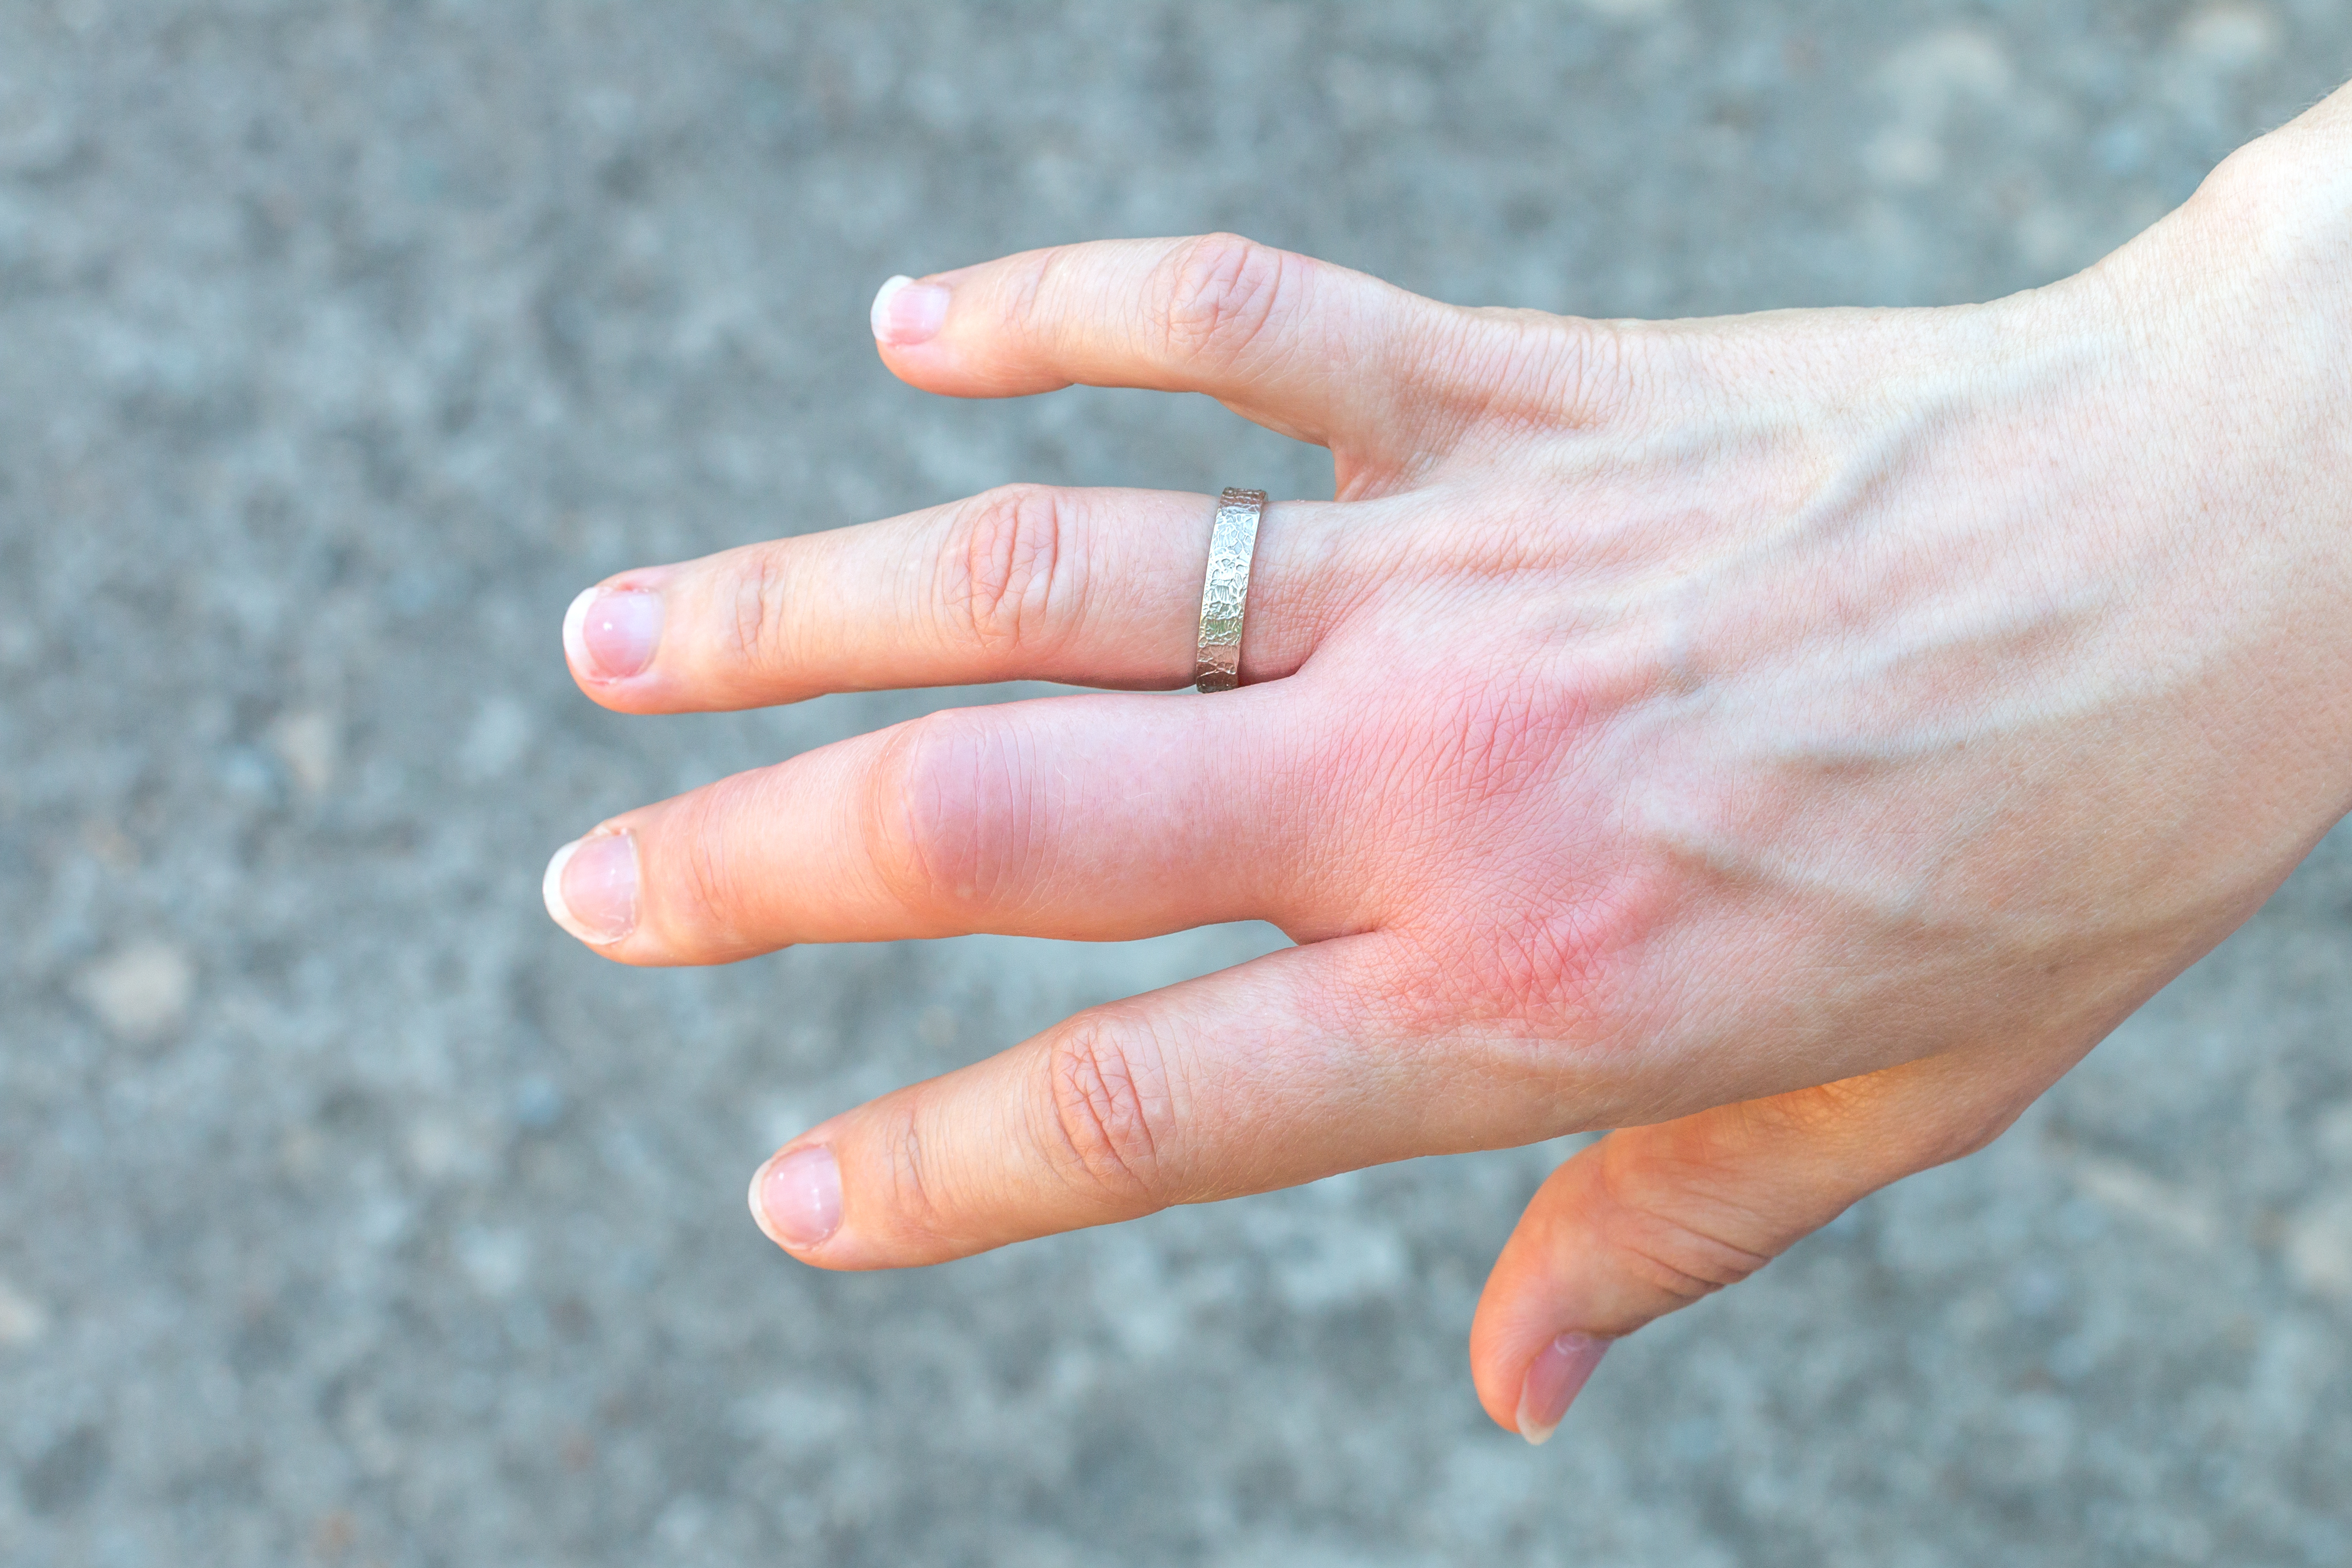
<box><xmin>1193</xmin><ymin>487</ymin><xmax>1267</xmax><ymax>693</ymax></box>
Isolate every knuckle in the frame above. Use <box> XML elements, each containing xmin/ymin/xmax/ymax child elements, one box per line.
<box><xmin>1040</xmin><ymin>1014</ymin><xmax>1175</xmax><ymax>1211</ymax></box>
<box><xmin>1515</xmin><ymin>313</ymin><xmax>1640</xmax><ymax>431</ymax></box>
<box><xmin>1735</xmin><ymin>1084</ymin><xmax>1871</xmax><ymax>1147</ymax></box>
<box><xmin>661</xmin><ymin>777</ymin><xmax>763</xmax><ymax>952</ymax></box>
<box><xmin>941</xmin><ymin>484</ymin><xmax>1081</xmax><ymax>660</ymax></box>
<box><xmin>1558</xmin><ymin>316</ymin><xmax>1641</xmax><ymax>428</ymax></box>
<box><xmin>724</xmin><ymin>543</ymin><xmax>794</xmax><ymax>671</ymax></box>
<box><xmin>1934</xmin><ymin>1107</ymin><xmax>2023</xmax><ymax>1166</ymax></box>
<box><xmin>1592</xmin><ymin>1158</ymin><xmax>1777</xmax><ymax>1306</ymax></box>
<box><xmin>1897</xmin><ymin>1097</ymin><xmax>2024</xmax><ymax>1171</ymax></box>
<box><xmin>873</xmin><ymin>1096</ymin><xmax>958</xmax><ymax>1247</ymax></box>
<box><xmin>2183</xmin><ymin>134</ymin><xmax>2316</xmax><ymax>250</ymax></box>
<box><xmin>1152</xmin><ymin>233</ymin><xmax>1291</xmax><ymax>369</ymax></box>
<box><xmin>1762</xmin><ymin>1079</ymin><xmax>2023</xmax><ymax>1177</ymax></box>
<box><xmin>1004</xmin><ymin>243</ymin><xmax>1066</xmax><ymax>331</ymax></box>
<box><xmin>862</xmin><ymin>711</ymin><xmax>1035</xmax><ymax>926</ymax></box>
<box><xmin>1451</xmin><ymin>310</ymin><xmax>1642</xmax><ymax>435</ymax></box>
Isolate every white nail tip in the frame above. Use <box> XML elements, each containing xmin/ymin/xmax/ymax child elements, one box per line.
<box><xmin>1516</xmin><ymin>1398</ymin><xmax>1560</xmax><ymax>1448</ymax></box>
<box><xmin>747</xmin><ymin>1163</ymin><xmax>774</xmax><ymax>1242</ymax></box>
<box><xmin>869</xmin><ymin>274</ymin><xmax>915</xmax><ymax>339</ymax></box>
<box><xmin>542</xmin><ymin>839</ymin><xmax>595</xmax><ymax>943</ymax></box>
<box><xmin>561</xmin><ymin>586</ymin><xmax>597</xmax><ymax>674</ymax></box>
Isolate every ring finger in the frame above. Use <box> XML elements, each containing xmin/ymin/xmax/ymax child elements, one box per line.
<box><xmin>564</xmin><ymin>485</ymin><xmax>1358</xmax><ymax>712</ymax></box>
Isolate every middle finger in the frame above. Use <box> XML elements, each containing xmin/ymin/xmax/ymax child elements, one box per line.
<box><xmin>543</xmin><ymin>688</ymin><xmax>1326</xmax><ymax>963</ymax></box>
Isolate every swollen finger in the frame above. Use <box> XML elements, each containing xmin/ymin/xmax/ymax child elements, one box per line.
<box><xmin>543</xmin><ymin>691</ymin><xmax>1320</xmax><ymax>963</ymax></box>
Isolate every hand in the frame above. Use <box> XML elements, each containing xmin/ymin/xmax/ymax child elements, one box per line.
<box><xmin>544</xmin><ymin>90</ymin><xmax>2352</xmax><ymax>1441</ymax></box>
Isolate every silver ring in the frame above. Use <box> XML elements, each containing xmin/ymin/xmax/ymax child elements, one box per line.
<box><xmin>1193</xmin><ymin>488</ymin><xmax>1267</xmax><ymax>693</ymax></box>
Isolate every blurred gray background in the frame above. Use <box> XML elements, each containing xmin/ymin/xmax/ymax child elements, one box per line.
<box><xmin>5</xmin><ymin>2</ymin><xmax>2352</xmax><ymax>1564</ymax></box>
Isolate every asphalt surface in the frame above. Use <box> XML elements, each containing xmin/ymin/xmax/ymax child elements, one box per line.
<box><xmin>5</xmin><ymin>2</ymin><xmax>2352</xmax><ymax>1564</ymax></box>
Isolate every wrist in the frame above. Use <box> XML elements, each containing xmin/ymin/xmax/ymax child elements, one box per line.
<box><xmin>2158</xmin><ymin>82</ymin><xmax>2352</xmax><ymax>334</ymax></box>
<box><xmin>2061</xmin><ymin>88</ymin><xmax>2352</xmax><ymax>820</ymax></box>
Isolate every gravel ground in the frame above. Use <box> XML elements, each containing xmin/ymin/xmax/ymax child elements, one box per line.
<box><xmin>4</xmin><ymin>3</ymin><xmax>2351</xmax><ymax>1564</ymax></box>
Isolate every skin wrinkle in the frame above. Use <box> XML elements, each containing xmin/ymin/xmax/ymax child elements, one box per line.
<box><xmin>1456</xmin><ymin>915</ymin><xmax>1621</xmax><ymax>1042</ymax></box>
<box><xmin>1588</xmin><ymin>1178</ymin><xmax>1772</xmax><ymax>1303</ymax></box>
<box><xmin>1285</xmin><ymin>277</ymin><xmax>1382</xmax><ymax>445</ymax></box>
<box><xmin>947</xmin><ymin>485</ymin><xmax>1078</xmax><ymax>663</ymax></box>
<box><xmin>668</xmin><ymin>778</ymin><xmax>765</xmax><ymax>958</ymax></box>
<box><xmin>1045</xmin><ymin>1015</ymin><xmax>1172</xmax><ymax>1208</ymax></box>
<box><xmin>1478</xmin><ymin>311</ymin><xmax>1640</xmax><ymax>438</ymax></box>
<box><xmin>1152</xmin><ymin>234</ymin><xmax>1296</xmax><ymax>389</ymax></box>
<box><xmin>1310</xmin><ymin>270</ymin><xmax>1496</xmax><ymax>478</ymax></box>
<box><xmin>1351</xmin><ymin>291</ymin><xmax>1550</xmax><ymax>493</ymax></box>
<box><xmin>1002</xmin><ymin>246</ymin><xmax>1067</xmax><ymax>384</ymax></box>
<box><xmin>1241</xmin><ymin>963</ymin><xmax>1590</xmax><ymax>1161</ymax></box>
<box><xmin>890</xmin><ymin>1092</ymin><xmax>974</xmax><ymax>1251</ymax></box>
<box><xmin>1600</xmin><ymin>1132</ymin><xmax>1790</xmax><ymax>1274</ymax></box>
<box><xmin>1364</xmin><ymin>313</ymin><xmax>1480</xmax><ymax>467</ymax></box>
<box><xmin>1372</xmin><ymin>857</ymin><xmax>1634</xmax><ymax>1061</ymax></box>
<box><xmin>726</xmin><ymin>540</ymin><xmax>792</xmax><ymax>695</ymax></box>
<box><xmin>1344</xmin><ymin>313</ymin><xmax>1579</xmax><ymax>494</ymax></box>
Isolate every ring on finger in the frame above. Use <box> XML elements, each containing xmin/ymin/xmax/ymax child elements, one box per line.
<box><xmin>1193</xmin><ymin>487</ymin><xmax>1267</xmax><ymax>694</ymax></box>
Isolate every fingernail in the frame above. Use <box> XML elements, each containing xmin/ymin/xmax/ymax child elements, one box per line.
<box><xmin>1516</xmin><ymin>1333</ymin><xmax>1610</xmax><ymax>1446</ymax></box>
<box><xmin>563</xmin><ymin>586</ymin><xmax>664</xmax><ymax>681</ymax></box>
<box><xmin>754</xmin><ymin>1146</ymin><xmax>843</xmax><ymax>1249</ymax></box>
<box><xmin>870</xmin><ymin>274</ymin><xmax>949</xmax><ymax>346</ymax></box>
<box><xmin>542</xmin><ymin>832</ymin><xmax>639</xmax><ymax>944</ymax></box>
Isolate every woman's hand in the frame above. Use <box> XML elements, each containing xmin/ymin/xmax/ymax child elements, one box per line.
<box><xmin>545</xmin><ymin>89</ymin><xmax>2352</xmax><ymax>1440</ymax></box>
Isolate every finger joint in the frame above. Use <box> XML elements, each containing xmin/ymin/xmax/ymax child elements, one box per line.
<box><xmin>941</xmin><ymin>484</ymin><xmax>1082</xmax><ymax>663</ymax></box>
<box><xmin>863</xmin><ymin>711</ymin><xmax>1040</xmax><ymax>927</ymax></box>
<box><xmin>1594</xmin><ymin>1155</ymin><xmax>1779</xmax><ymax>1305</ymax></box>
<box><xmin>1041</xmin><ymin>1015</ymin><xmax>1174</xmax><ymax>1213</ymax></box>
<box><xmin>1152</xmin><ymin>233</ymin><xmax>1291</xmax><ymax>373</ymax></box>
<box><xmin>662</xmin><ymin>777</ymin><xmax>767</xmax><ymax>955</ymax></box>
<box><xmin>725</xmin><ymin>544</ymin><xmax>796</xmax><ymax>674</ymax></box>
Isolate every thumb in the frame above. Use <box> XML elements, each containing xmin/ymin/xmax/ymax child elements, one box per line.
<box><xmin>1471</xmin><ymin>1041</ymin><xmax>2080</xmax><ymax>1444</ymax></box>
